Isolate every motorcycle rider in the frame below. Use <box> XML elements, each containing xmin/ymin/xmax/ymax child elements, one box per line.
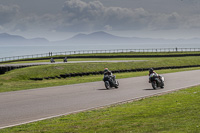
<box><xmin>103</xmin><ymin>68</ymin><xmax>116</xmax><ymax>84</ymax></box>
<box><xmin>149</xmin><ymin>68</ymin><xmax>158</xmax><ymax>83</ymax></box>
<box><xmin>149</xmin><ymin>68</ymin><xmax>158</xmax><ymax>76</ymax></box>
<box><xmin>149</xmin><ymin>68</ymin><xmax>163</xmax><ymax>83</ymax></box>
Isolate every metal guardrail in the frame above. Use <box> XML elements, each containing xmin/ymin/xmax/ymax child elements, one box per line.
<box><xmin>1</xmin><ymin>48</ymin><xmax>200</xmax><ymax>62</ymax></box>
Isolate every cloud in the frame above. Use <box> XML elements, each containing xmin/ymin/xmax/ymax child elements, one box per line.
<box><xmin>2</xmin><ymin>0</ymin><xmax>200</xmax><ymax>36</ymax></box>
<box><xmin>59</xmin><ymin>0</ymin><xmax>187</xmax><ymax>32</ymax></box>
<box><xmin>59</xmin><ymin>0</ymin><xmax>154</xmax><ymax>32</ymax></box>
<box><xmin>62</xmin><ymin>0</ymin><xmax>104</xmax><ymax>19</ymax></box>
<box><xmin>0</xmin><ymin>4</ymin><xmax>19</xmax><ymax>25</ymax></box>
<box><xmin>104</xmin><ymin>25</ymin><xmax>112</xmax><ymax>31</ymax></box>
<box><xmin>149</xmin><ymin>12</ymin><xmax>182</xmax><ymax>30</ymax></box>
<box><xmin>60</xmin><ymin>0</ymin><xmax>105</xmax><ymax>31</ymax></box>
<box><xmin>184</xmin><ymin>14</ymin><xmax>200</xmax><ymax>29</ymax></box>
<box><xmin>10</xmin><ymin>13</ymin><xmax>60</xmax><ymax>32</ymax></box>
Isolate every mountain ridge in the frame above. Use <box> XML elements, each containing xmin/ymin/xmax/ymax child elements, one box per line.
<box><xmin>1</xmin><ymin>32</ymin><xmax>200</xmax><ymax>45</ymax></box>
<box><xmin>62</xmin><ymin>31</ymin><xmax>200</xmax><ymax>44</ymax></box>
<box><xmin>0</xmin><ymin>33</ymin><xmax>49</xmax><ymax>45</ymax></box>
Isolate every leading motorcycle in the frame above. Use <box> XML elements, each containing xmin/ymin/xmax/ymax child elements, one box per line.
<box><xmin>103</xmin><ymin>75</ymin><xmax>119</xmax><ymax>89</ymax></box>
<box><xmin>149</xmin><ymin>73</ymin><xmax>164</xmax><ymax>89</ymax></box>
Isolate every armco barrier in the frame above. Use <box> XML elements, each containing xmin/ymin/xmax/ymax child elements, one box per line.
<box><xmin>1</xmin><ymin>53</ymin><xmax>200</xmax><ymax>64</ymax></box>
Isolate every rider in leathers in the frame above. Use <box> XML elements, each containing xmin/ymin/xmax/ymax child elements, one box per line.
<box><xmin>148</xmin><ymin>68</ymin><xmax>162</xmax><ymax>83</ymax></box>
<box><xmin>103</xmin><ymin>68</ymin><xmax>116</xmax><ymax>84</ymax></box>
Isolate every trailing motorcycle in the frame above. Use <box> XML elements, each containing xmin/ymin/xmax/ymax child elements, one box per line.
<box><xmin>149</xmin><ymin>73</ymin><xmax>164</xmax><ymax>89</ymax></box>
<box><xmin>103</xmin><ymin>75</ymin><xmax>119</xmax><ymax>89</ymax></box>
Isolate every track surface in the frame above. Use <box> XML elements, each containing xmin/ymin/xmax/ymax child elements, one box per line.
<box><xmin>0</xmin><ymin>70</ymin><xmax>200</xmax><ymax>129</ymax></box>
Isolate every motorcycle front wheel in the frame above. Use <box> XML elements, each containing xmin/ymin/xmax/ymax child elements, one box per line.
<box><xmin>161</xmin><ymin>82</ymin><xmax>164</xmax><ymax>88</ymax></box>
<box><xmin>115</xmin><ymin>81</ymin><xmax>119</xmax><ymax>88</ymax></box>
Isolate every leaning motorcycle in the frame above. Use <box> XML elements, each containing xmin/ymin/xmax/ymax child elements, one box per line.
<box><xmin>103</xmin><ymin>75</ymin><xmax>119</xmax><ymax>89</ymax></box>
<box><xmin>149</xmin><ymin>73</ymin><xmax>164</xmax><ymax>89</ymax></box>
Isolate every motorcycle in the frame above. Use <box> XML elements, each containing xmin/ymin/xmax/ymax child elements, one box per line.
<box><xmin>103</xmin><ymin>75</ymin><xmax>119</xmax><ymax>89</ymax></box>
<box><xmin>149</xmin><ymin>73</ymin><xmax>164</xmax><ymax>89</ymax></box>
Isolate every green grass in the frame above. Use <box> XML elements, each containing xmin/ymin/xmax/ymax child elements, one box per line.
<box><xmin>1</xmin><ymin>56</ymin><xmax>200</xmax><ymax>92</ymax></box>
<box><xmin>3</xmin><ymin>56</ymin><xmax>200</xmax><ymax>80</ymax></box>
<box><xmin>0</xmin><ymin>67</ymin><xmax>199</xmax><ymax>93</ymax></box>
<box><xmin>1</xmin><ymin>85</ymin><xmax>200</xmax><ymax>133</ymax></box>
<box><xmin>1</xmin><ymin>54</ymin><xmax>200</xmax><ymax>132</ymax></box>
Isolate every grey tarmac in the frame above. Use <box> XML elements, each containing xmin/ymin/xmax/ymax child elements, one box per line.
<box><xmin>0</xmin><ymin>70</ymin><xmax>200</xmax><ymax>129</ymax></box>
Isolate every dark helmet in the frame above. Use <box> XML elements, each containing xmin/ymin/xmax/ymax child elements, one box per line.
<box><xmin>149</xmin><ymin>68</ymin><xmax>154</xmax><ymax>73</ymax></box>
<box><xmin>104</xmin><ymin>68</ymin><xmax>109</xmax><ymax>73</ymax></box>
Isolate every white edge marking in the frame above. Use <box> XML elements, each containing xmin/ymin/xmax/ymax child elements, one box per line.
<box><xmin>0</xmin><ymin>83</ymin><xmax>199</xmax><ymax>130</ymax></box>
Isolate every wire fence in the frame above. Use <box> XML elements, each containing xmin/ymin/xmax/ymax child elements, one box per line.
<box><xmin>1</xmin><ymin>48</ymin><xmax>200</xmax><ymax>62</ymax></box>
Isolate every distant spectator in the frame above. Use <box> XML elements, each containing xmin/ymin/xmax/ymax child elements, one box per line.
<box><xmin>49</xmin><ymin>52</ymin><xmax>53</xmax><ymax>56</ymax></box>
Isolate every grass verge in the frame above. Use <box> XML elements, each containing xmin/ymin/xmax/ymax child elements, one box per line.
<box><xmin>0</xmin><ymin>67</ymin><xmax>200</xmax><ymax>93</ymax></box>
<box><xmin>1</xmin><ymin>85</ymin><xmax>200</xmax><ymax>132</ymax></box>
<box><xmin>0</xmin><ymin>56</ymin><xmax>200</xmax><ymax>92</ymax></box>
<box><xmin>2</xmin><ymin>56</ymin><xmax>200</xmax><ymax>80</ymax></box>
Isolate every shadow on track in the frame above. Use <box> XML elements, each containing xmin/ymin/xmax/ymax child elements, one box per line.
<box><xmin>98</xmin><ymin>88</ymin><xmax>118</xmax><ymax>91</ymax></box>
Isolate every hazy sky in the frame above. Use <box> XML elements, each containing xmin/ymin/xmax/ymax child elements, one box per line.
<box><xmin>0</xmin><ymin>0</ymin><xmax>200</xmax><ymax>41</ymax></box>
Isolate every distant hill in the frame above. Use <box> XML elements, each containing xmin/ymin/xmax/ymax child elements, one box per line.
<box><xmin>57</xmin><ymin>31</ymin><xmax>200</xmax><ymax>45</ymax></box>
<box><xmin>0</xmin><ymin>33</ymin><xmax>26</xmax><ymax>41</ymax></box>
<box><xmin>60</xmin><ymin>31</ymin><xmax>131</xmax><ymax>44</ymax></box>
<box><xmin>70</xmin><ymin>31</ymin><xmax>124</xmax><ymax>40</ymax></box>
<box><xmin>1</xmin><ymin>32</ymin><xmax>200</xmax><ymax>46</ymax></box>
<box><xmin>0</xmin><ymin>33</ymin><xmax>49</xmax><ymax>45</ymax></box>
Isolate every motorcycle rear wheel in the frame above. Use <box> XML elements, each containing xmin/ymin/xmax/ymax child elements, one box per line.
<box><xmin>105</xmin><ymin>81</ymin><xmax>110</xmax><ymax>89</ymax></box>
<box><xmin>152</xmin><ymin>82</ymin><xmax>157</xmax><ymax>89</ymax></box>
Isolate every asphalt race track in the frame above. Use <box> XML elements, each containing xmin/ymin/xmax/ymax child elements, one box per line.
<box><xmin>0</xmin><ymin>70</ymin><xmax>200</xmax><ymax>129</ymax></box>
